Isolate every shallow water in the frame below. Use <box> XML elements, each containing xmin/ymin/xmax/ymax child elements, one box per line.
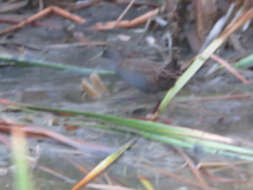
<box><xmin>1</xmin><ymin>2</ymin><xmax>253</xmax><ymax>190</ymax></box>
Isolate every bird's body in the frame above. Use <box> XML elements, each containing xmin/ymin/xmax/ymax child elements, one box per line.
<box><xmin>101</xmin><ymin>48</ymin><xmax>178</xmax><ymax>93</ymax></box>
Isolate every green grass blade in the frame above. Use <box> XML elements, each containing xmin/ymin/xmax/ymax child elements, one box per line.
<box><xmin>233</xmin><ymin>53</ymin><xmax>253</xmax><ymax>69</ymax></box>
<box><xmin>0</xmin><ymin>53</ymin><xmax>114</xmax><ymax>75</ymax></box>
<box><xmin>13</xmin><ymin>104</ymin><xmax>253</xmax><ymax>160</ymax></box>
<box><xmin>12</xmin><ymin>129</ymin><xmax>34</xmax><ymax>190</ymax></box>
<box><xmin>158</xmin><ymin>38</ymin><xmax>223</xmax><ymax>113</ymax></box>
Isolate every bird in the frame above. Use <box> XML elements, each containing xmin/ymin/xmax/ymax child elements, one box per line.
<box><xmin>101</xmin><ymin>47</ymin><xmax>179</xmax><ymax>93</ymax></box>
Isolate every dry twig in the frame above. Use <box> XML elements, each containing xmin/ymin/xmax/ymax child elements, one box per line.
<box><xmin>0</xmin><ymin>6</ymin><xmax>85</xmax><ymax>36</ymax></box>
<box><xmin>89</xmin><ymin>8</ymin><xmax>159</xmax><ymax>30</ymax></box>
<box><xmin>210</xmin><ymin>54</ymin><xmax>249</xmax><ymax>83</ymax></box>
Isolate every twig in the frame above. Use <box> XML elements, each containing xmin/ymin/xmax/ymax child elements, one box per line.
<box><xmin>210</xmin><ymin>54</ymin><xmax>249</xmax><ymax>83</ymax></box>
<box><xmin>142</xmin><ymin>165</ymin><xmax>205</xmax><ymax>189</ymax></box>
<box><xmin>175</xmin><ymin>148</ymin><xmax>213</xmax><ymax>190</ymax></box>
<box><xmin>115</xmin><ymin>0</ymin><xmax>135</xmax><ymax>26</ymax></box>
<box><xmin>0</xmin><ymin>121</ymin><xmax>114</xmax><ymax>154</ymax></box>
<box><xmin>89</xmin><ymin>8</ymin><xmax>159</xmax><ymax>30</ymax></box>
<box><xmin>0</xmin><ymin>6</ymin><xmax>85</xmax><ymax>36</ymax></box>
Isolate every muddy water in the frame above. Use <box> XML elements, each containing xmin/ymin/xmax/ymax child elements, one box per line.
<box><xmin>1</xmin><ymin>2</ymin><xmax>253</xmax><ymax>190</ymax></box>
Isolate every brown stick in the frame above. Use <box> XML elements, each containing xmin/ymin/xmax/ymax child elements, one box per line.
<box><xmin>0</xmin><ymin>6</ymin><xmax>85</xmax><ymax>36</ymax></box>
<box><xmin>210</xmin><ymin>54</ymin><xmax>249</xmax><ymax>83</ymax></box>
<box><xmin>90</xmin><ymin>8</ymin><xmax>159</xmax><ymax>30</ymax></box>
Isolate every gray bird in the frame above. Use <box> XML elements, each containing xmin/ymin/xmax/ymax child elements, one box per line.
<box><xmin>101</xmin><ymin>48</ymin><xmax>179</xmax><ymax>93</ymax></box>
